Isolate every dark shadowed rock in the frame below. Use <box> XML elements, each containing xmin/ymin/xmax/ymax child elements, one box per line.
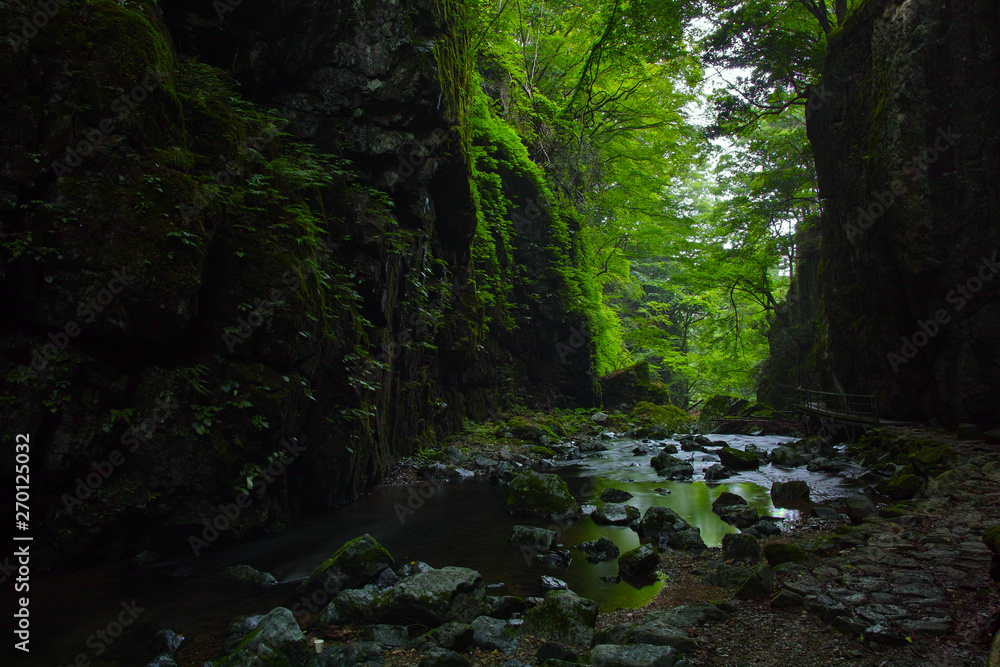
<box><xmin>711</xmin><ymin>491</ymin><xmax>747</xmax><ymax>512</ymax></box>
<box><xmin>601</xmin><ymin>487</ymin><xmax>634</xmax><ymax>503</ymax></box>
<box><xmin>722</xmin><ymin>532</ymin><xmax>760</xmax><ymax>564</ymax></box>
<box><xmin>593</xmin><ymin>503</ymin><xmax>642</xmax><ymax>526</ymax></box>
<box><xmin>770</xmin><ymin>480</ymin><xmax>810</xmax><ymax>504</ymax></box>
<box><xmin>299</xmin><ymin>533</ymin><xmax>393</xmax><ymax>597</ymax></box>
<box><xmin>506</xmin><ymin>471</ymin><xmax>579</xmax><ymax>521</ymax></box>
<box><xmin>636</xmin><ymin>506</ymin><xmax>691</xmax><ymax>548</ymax></box>
<box><xmin>619</xmin><ymin>544</ymin><xmax>659</xmax><ymax>577</ymax></box>
<box><xmin>576</xmin><ymin>536</ymin><xmax>621</xmax><ymax>563</ymax></box>
<box><xmin>718</xmin><ymin>446</ymin><xmax>760</xmax><ymax>470</ymax></box>
<box><xmin>519</xmin><ymin>589</ymin><xmax>599</xmax><ymax>645</ymax></box>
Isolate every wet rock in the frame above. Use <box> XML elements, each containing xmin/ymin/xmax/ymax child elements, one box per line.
<box><xmin>694</xmin><ymin>435</ymin><xmax>715</xmax><ymax>447</ymax></box>
<box><xmin>319</xmin><ymin>585</ymin><xmax>381</xmax><ymax>624</ymax></box>
<box><xmin>219</xmin><ymin>564</ymin><xmax>278</xmax><ymax>587</ymax></box>
<box><xmin>419</xmin><ymin>647</ymin><xmax>471</xmax><ymax>667</ymax></box>
<box><xmin>744</xmin><ymin>519</ymin><xmax>782</xmax><ymax>539</ymax></box>
<box><xmin>591</xmin><ymin>411</ymin><xmax>610</xmax><ymax>424</ymax></box>
<box><xmin>361</xmin><ymin>624</ymin><xmax>410</xmax><ymax>648</ymax></box>
<box><xmin>536</xmin><ymin>641</ymin><xmax>578</xmax><ymax>663</ymax></box>
<box><xmin>541</xmin><ymin>576</ymin><xmax>568</xmax><ymax>592</ymax></box>
<box><xmin>600</xmin><ymin>575</ymin><xmax>622</xmax><ymax>584</ymax></box>
<box><xmin>152</xmin><ymin>629</ymin><xmax>184</xmax><ymax>656</ymax></box>
<box><xmin>378</xmin><ymin>566</ymin><xmax>486</xmax><ymax>626</ymax></box>
<box><xmin>807</xmin><ymin>457</ymin><xmax>840</xmax><ymax>472</ymax></box>
<box><xmin>655</xmin><ymin>487</ymin><xmax>672</xmax><ymax>495</ymax></box>
<box><xmin>811</xmin><ymin>507</ymin><xmax>841</xmax><ymax>520</ymax></box>
<box><xmin>651</xmin><ymin>451</ymin><xmax>694</xmax><ymax>480</ymax></box>
<box><xmin>711</xmin><ymin>491</ymin><xmax>747</xmax><ymax>512</ymax></box>
<box><xmin>735</xmin><ymin>565</ymin><xmax>777</xmax><ymax>599</ymax></box>
<box><xmin>509</xmin><ymin>525</ymin><xmax>558</xmax><ymax>552</ymax></box>
<box><xmin>845</xmin><ymin>494</ymin><xmax>877</xmax><ymax>523</ymax></box>
<box><xmin>145</xmin><ymin>654</ymin><xmax>177</xmax><ymax>667</ymax></box>
<box><xmin>409</xmin><ymin>622</ymin><xmax>475</xmax><ymax>652</ymax></box>
<box><xmin>770</xmin><ymin>480</ymin><xmax>810</xmax><ymax>504</ymax></box>
<box><xmin>223</xmin><ymin>615</ymin><xmax>263</xmax><ymax>652</ymax></box>
<box><xmin>580</xmin><ymin>441</ymin><xmax>610</xmax><ymax>453</ymax></box>
<box><xmin>589</xmin><ymin>644</ymin><xmax>683</xmax><ymax>667</ymax></box>
<box><xmin>471</xmin><ymin>615</ymin><xmax>518</xmax><ymax>651</ymax></box>
<box><xmin>718</xmin><ymin>446</ymin><xmax>759</xmax><ymax>470</ymax></box>
<box><xmin>770</xmin><ymin>445</ymin><xmax>806</xmax><ymax>467</ymax></box>
<box><xmin>763</xmin><ymin>543</ymin><xmax>813</xmax><ymax>567</ymax></box>
<box><xmin>299</xmin><ymin>533</ymin><xmax>394</xmax><ymax>598</ymax></box>
<box><xmin>506</xmin><ymin>471</ymin><xmax>579</xmax><ymax>521</ymax></box>
<box><xmin>636</xmin><ymin>506</ymin><xmax>691</xmax><ymax>547</ymax></box>
<box><xmin>593</xmin><ymin>503</ymin><xmax>642</xmax><ymax>526</ymax></box>
<box><xmin>372</xmin><ymin>566</ymin><xmax>401</xmax><ymax>591</ymax></box>
<box><xmin>398</xmin><ymin>561</ymin><xmax>435</xmax><ymax>578</ymax></box>
<box><xmin>680</xmin><ymin>439</ymin><xmax>706</xmax><ymax>452</ymax></box>
<box><xmin>704</xmin><ymin>464</ymin><xmax>732</xmax><ymax>481</ymax></box>
<box><xmin>221</xmin><ymin>607</ymin><xmax>304</xmax><ymax>665</ymax></box>
<box><xmin>649</xmin><ymin>602</ymin><xmax>730</xmax><ymax>627</ymax></box>
<box><xmin>601</xmin><ymin>488</ymin><xmax>634</xmax><ymax>503</ymax></box>
<box><xmin>722</xmin><ymin>532</ymin><xmax>760</xmax><ymax>564</ymax></box>
<box><xmin>534</xmin><ymin>549</ymin><xmax>573</xmax><ymax>568</ymax></box>
<box><xmin>313</xmin><ymin>641</ymin><xmax>384</xmax><ymax>665</ymax></box>
<box><xmin>667</xmin><ymin>527</ymin><xmax>707</xmax><ymax>553</ymax></box>
<box><xmin>716</xmin><ymin>504</ymin><xmax>760</xmax><ymax>529</ymax></box>
<box><xmin>576</xmin><ymin>537</ymin><xmax>621</xmax><ymax>563</ymax></box>
<box><xmin>419</xmin><ymin>462</ymin><xmax>463</xmax><ymax>482</ymax></box>
<box><xmin>619</xmin><ymin>544</ymin><xmax>659</xmax><ymax>577</ymax></box>
<box><xmin>487</xmin><ymin>595</ymin><xmax>527</xmax><ymax>619</ymax></box>
<box><xmin>519</xmin><ymin>589</ymin><xmax>599</xmax><ymax>645</ymax></box>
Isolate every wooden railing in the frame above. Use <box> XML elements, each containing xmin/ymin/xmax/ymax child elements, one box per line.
<box><xmin>795</xmin><ymin>387</ymin><xmax>880</xmax><ymax>425</ymax></box>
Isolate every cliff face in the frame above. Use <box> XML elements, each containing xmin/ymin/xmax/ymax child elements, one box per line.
<box><xmin>0</xmin><ymin>0</ymin><xmax>593</xmax><ymax>566</ymax></box>
<box><xmin>768</xmin><ymin>0</ymin><xmax>1000</xmax><ymax>426</ymax></box>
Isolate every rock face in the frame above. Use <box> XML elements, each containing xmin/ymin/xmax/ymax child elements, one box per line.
<box><xmin>0</xmin><ymin>0</ymin><xmax>595</xmax><ymax>567</ymax></box>
<box><xmin>761</xmin><ymin>0</ymin><xmax>1000</xmax><ymax>427</ymax></box>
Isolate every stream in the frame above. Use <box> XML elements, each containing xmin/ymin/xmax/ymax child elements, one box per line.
<box><xmin>21</xmin><ymin>433</ymin><xmax>866</xmax><ymax>666</ymax></box>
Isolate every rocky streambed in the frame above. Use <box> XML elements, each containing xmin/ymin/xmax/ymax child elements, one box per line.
<box><xmin>29</xmin><ymin>423</ymin><xmax>1000</xmax><ymax>666</ymax></box>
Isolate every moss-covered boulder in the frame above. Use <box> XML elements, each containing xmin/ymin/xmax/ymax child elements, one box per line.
<box><xmin>763</xmin><ymin>543</ymin><xmax>814</xmax><ymax>567</ymax></box>
<box><xmin>212</xmin><ymin>607</ymin><xmax>304</xmax><ymax>667</ymax></box>
<box><xmin>378</xmin><ymin>566</ymin><xmax>486</xmax><ymax>626</ymax></box>
<box><xmin>718</xmin><ymin>446</ymin><xmax>760</xmax><ymax>470</ymax></box>
<box><xmin>299</xmin><ymin>534</ymin><xmax>393</xmax><ymax>597</ymax></box>
<box><xmin>770</xmin><ymin>480</ymin><xmax>810</xmax><ymax>505</ymax></box>
<box><xmin>519</xmin><ymin>589</ymin><xmax>598</xmax><ymax>646</ymax></box>
<box><xmin>735</xmin><ymin>564</ymin><xmax>777</xmax><ymax>600</ymax></box>
<box><xmin>506</xmin><ymin>471</ymin><xmax>579</xmax><ymax>521</ymax></box>
<box><xmin>636</xmin><ymin>506</ymin><xmax>691</xmax><ymax>548</ymax></box>
<box><xmin>591</xmin><ymin>503</ymin><xmax>641</xmax><ymax>526</ymax></box>
<box><xmin>881</xmin><ymin>473</ymin><xmax>923</xmax><ymax>500</ymax></box>
<box><xmin>618</xmin><ymin>544</ymin><xmax>659</xmax><ymax>577</ymax></box>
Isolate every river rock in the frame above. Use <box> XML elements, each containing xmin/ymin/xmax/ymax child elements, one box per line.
<box><xmin>519</xmin><ymin>589</ymin><xmax>599</xmax><ymax>645</ymax></box>
<box><xmin>299</xmin><ymin>533</ymin><xmax>394</xmax><ymax>597</ymax></box>
<box><xmin>593</xmin><ymin>502</ymin><xmax>642</xmax><ymax>525</ymax></box>
<box><xmin>533</xmin><ymin>549</ymin><xmax>572</xmax><ymax>568</ymax></box>
<box><xmin>770</xmin><ymin>480</ymin><xmax>810</xmax><ymax>504</ymax></box>
<box><xmin>319</xmin><ymin>641</ymin><xmax>386</xmax><ymax>665</ymax></box>
<box><xmin>508</xmin><ymin>525</ymin><xmax>558</xmax><ymax>552</ymax></box>
<box><xmin>763</xmin><ymin>543</ymin><xmax>813</xmax><ymax>566</ymax></box>
<box><xmin>361</xmin><ymin>623</ymin><xmax>410</xmax><ymax>648</ymax></box>
<box><xmin>601</xmin><ymin>487</ymin><xmax>634</xmax><ymax>502</ymax></box>
<box><xmin>145</xmin><ymin>654</ymin><xmax>177</xmax><ymax>667</ymax></box>
<box><xmin>722</xmin><ymin>532</ymin><xmax>760</xmax><ymax>564</ymax></box>
<box><xmin>378</xmin><ymin>566</ymin><xmax>486</xmax><ymax>626</ymax></box>
<box><xmin>152</xmin><ymin>629</ymin><xmax>184</xmax><ymax>656</ymax></box>
<box><xmin>319</xmin><ymin>584</ymin><xmax>382</xmax><ymax>624</ymax></box>
<box><xmin>221</xmin><ymin>607</ymin><xmax>304</xmax><ymax>665</ymax></box>
<box><xmin>651</xmin><ymin>451</ymin><xmax>694</xmax><ymax>479</ymax></box>
<box><xmin>704</xmin><ymin>464</ymin><xmax>732</xmax><ymax>481</ymax></box>
<box><xmin>649</xmin><ymin>601</ymin><xmax>730</xmax><ymax>627</ymax></box>
<box><xmin>590</xmin><ymin>644</ymin><xmax>683</xmax><ymax>667</ymax></box>
<box><xmin>718</xmin><ymin>446</ymin><xmax>759</xmax><ymax>470</ymax></box>
<box><xmin>536</xmin><ymin>640</ymin><xmax>578</xmax><ymax>662</ymax></box>
<box><xmin>591</xmin><ymin>411</ymin><xmax>610</xmax><ymax>424</ymax></box>
<box><xmin>398</xmin><ymin>561</ymin><xmax>435</xmax><ymax>578</ymax></box>
<box><xmin>471</xmin><ymin>615</ymin><xmax>519</xmax><ymax>651</ymax></box>
<box><xmin>694</xmin><ymin>435</ymin><xmax>715</xmax><ymax>447</ymax></box>
<box><xmin>541</xmin><ymin>575</ymin><xmax>568</xmax><ymax>592</ymax></box>
<box><xmin>711</xmin><ymin>491</ymin><xmax>747</xmax><ymax>512</ymax></box>
<box><xmin>667</xmin><ymin>527</ymin><xmax>707</xmax><ymax>553</ymax></box>
<box><xmin>771</xmin><ymin>445</ymin><xmax>806</xmax><ymax>467</ymax></box>
<box><xmin>845</xmin><ymin>494</ymin><xmax>877</xmax><ymax>522</ymax></box>
<box><xmin>409</xmin><ymin>621</ymin><xmax>475</xmax><ymax>652</ymax></box>
<box><xmin>576</xmin><ymin>536</ymin><xmax>621</xmax><ymax>562</ymax></box>
<box><xmin>735</xmin><ymin>564</ymin><xmax>777</xmax><ymax>599</ymax></box>
<box><xmin>218</xmin><ymin>564</ymin><xmax>278</xmax><ymax>587</ymax></box>
<box><xmin>619</xmin><ymin>544</ymin><xmax>659</xmax><ymax>577</ymax></box>
<box><xmin>636</xmin><ymin>506</ymin><xmax>691</xmax><ymax>547</ymax></box>
<box><xmin>223</xmin><ymin>615</ymin><xmax>263</xmax><ymax>652</ymax></box>
<box><xmin>506</xmin><ymin>471</ymin><xmax>579</xmax><ymax>521</ymax></box>
<box><xmin>744</xmin><ymin>518</ymin><xmax>782</xmax><ymax>539</ymax></box>
<box><xmin>719</xmin><ymin>506</ymin><xmax>759</xmax><ymax>531</ymax></box>
<box><xmin>487</xmin><ymin>595</ymin><xmax>527</xmax><ymax>619</ymax></box>
<box><xmin>807</xmin><ymin>457</ymin><xmax>840</xmax><ymax>472</ymax></box>
<box><xmin>419</xmin><ymin>647</ymin><xmax>472</xmax><ymax>667</ymax></box>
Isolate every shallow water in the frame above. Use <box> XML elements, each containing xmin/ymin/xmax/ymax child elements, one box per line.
<box><xmin>19</xmin><ymin>433</ymin><xmax>865</xmax><ymax>665</ymax></box>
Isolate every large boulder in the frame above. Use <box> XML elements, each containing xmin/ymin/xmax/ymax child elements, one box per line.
<box><xmin>636</xmin><ymin>506</ymin><xmax>691</xmax><ymax>548</ymax></box>
<box><xmin>716</xmin><ymin>504</ymin><xmax>760</xmax><ymax>530</ymax></box>
<box><xmin>718</xmin><ymin>447</ymin><xmax>760</xmax><ymax>470</ymax></box>
<box><xmin>298</xmin><ymin>533</ymin><xmax>393</xmax><ymax>597</ymax></box>
<box><xmin>711</xmin><ymin>491</ymin><xmax>747</xmax><ymax>512</ymax></box>
<box><xmin>722</xmin><ymin>532</ymin><xmax>760</xmax><ymax>565</ymax></box>
<box><xmin>770</xmin><ymin>480</ymin><xmax>810</xmax><ymax>504</ymax></box>
<box><xmin>592</xmin><ymin>503</ymin><xmax>642</xmax><ymax>526</ymax></box>
<box><xmin>667</xmin><ymin>527</ymin><xmax>707</xmax><ymax>553</ymax></box>
<box><xmin>519</xmin><ymin>589</ymin><xmax>598</xmax><ymax>646</ymax></box>
<box><xmin>508</xmin><ymin>525</ymin><xmax>558</xmax><ymax>552</ymax></box>
<box><xmin>600</xmin><ymin>487</ymin><xmax>634</xmax><ymax>503</ymax></box>
<box><xmin>506</xmin><ymin>471</ymin><xmax>579</xmax><ymax>521</ymax></box>
<box><xmin>619</xmin><ymin>544</ymin><xmax>659</xmax><ymax>578</ymax></box>
<box><xmin>770</xmin><ymin>446</ymin><xmax>806</xmax><ymax>467</ymax></box>
<box><xmin>576</xmin><ymin>537</ymin><xmax>621</xmax><ymax>563</ymax></box>
<box><xmin>589</xmin><ymin>644</ymin><xmax>684</xmax><ymax>667</ymax></box>
<box><xmin>378</xmin><ymin>566</ymin><xmax>486</xmax><ymax>626</ymax></box>
<box><xmin>217</xmin><ymin>607</ymin><xmax>304</xmax><ymax>665</ymax></box>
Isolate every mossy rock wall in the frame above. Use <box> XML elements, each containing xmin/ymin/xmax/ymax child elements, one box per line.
<box><xmin>0</xmin><ymin>0</ymin><xmax>594</xmax><ymax>566</ymax></box>
<box><xmin>768</xmin><ymin>0</ymin><xmax>1000</xmax><ymax>426</ymax></box>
